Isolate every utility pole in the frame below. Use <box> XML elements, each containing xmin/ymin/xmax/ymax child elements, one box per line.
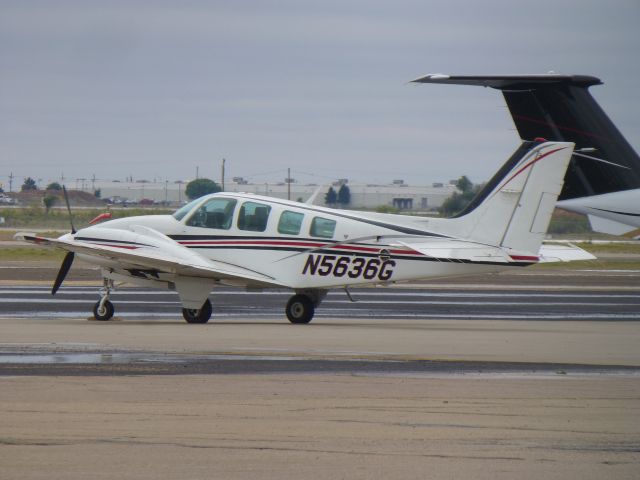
<box><xmin>8</xmin><ymin>172</ymin><xmax>13</xmax><ymax>192</ymax></box>
<box><xmin>164</xmin><ymin>180</ymin><xmax>168</xmax><ymax>204</ymax></box>
<box><xmin>221</xmin><ymin>158</ymin><xmax>226</xmax><ymax>191</ymax></box>
<box><xmin>91</xmin><ymin>174</ymin><xmax>96</xmax><ymax>192</ymax></box>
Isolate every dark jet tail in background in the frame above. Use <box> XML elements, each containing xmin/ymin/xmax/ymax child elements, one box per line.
<box><xmin>412</xmin><ymin>74</ymin><xmax>640</xmax><ymax>234</ymax></box>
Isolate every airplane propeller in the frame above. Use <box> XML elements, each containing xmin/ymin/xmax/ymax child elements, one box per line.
<box><xmin>51</xmin><ymin>186</ymin><xmax>76</xmax><ymax>295</ymax></box>
<box><xmin>52</xmin><ymin>251</ymin><xmax>74</xmax><ymax>295</ymax></box>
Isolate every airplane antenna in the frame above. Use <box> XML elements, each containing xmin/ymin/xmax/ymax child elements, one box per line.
<box><xmin>305</xmin><ymin>184</ymin><xmax>325</xmax><ymax>205</ymax></box>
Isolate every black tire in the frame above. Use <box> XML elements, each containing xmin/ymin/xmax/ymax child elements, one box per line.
<box><xmin>182</xmin><ymin>298</ymin><xmax>212</xmax><ymax>324</ymax></box>
<box><xmin>93</xmin><ymin>299</ymin><xmax>114</xmax><ymax>321</ymax></box>
<box><xmin>286</xmin><ymin>294</ymin><xmax>315</xmax><ymax>324</ymax></box>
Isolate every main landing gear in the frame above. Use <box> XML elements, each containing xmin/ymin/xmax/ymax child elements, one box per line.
<box><xmin>90</xmin><ymin>278</ymin><xmax>321</xmax><ymax>325</ymax></box>
<box><xmin>285</xmin><ymin>290</ymin><xmax>326</xmax><ymax>324</ymax></box>
<box><xmin>182</xmin><ymin>298</ymin><xmax>213</xmax><ymax>324</ymax></box>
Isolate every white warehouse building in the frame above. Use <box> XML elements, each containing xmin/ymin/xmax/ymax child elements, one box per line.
<box><xmin>90</xmin><ymin>179</ymin><xmax>458</xmax><ymax>211</ymax></box>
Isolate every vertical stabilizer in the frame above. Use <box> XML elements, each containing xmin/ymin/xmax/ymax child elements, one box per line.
<box><xmin>440</xmin><ymin>140</ymin><xmax>574</xmax><ymax>253</ymax></box>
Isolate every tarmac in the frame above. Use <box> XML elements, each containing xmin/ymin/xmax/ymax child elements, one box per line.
<box><xmin>1</xmin><ymin>264</ymin><xmax>639</xmax><ymax>479</ymax></box>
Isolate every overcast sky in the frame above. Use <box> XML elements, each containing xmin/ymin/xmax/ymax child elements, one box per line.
<box><xmin>1</xmin><ymin>0</ymin><xmax>638</xmax><ymax>189</ymax></box>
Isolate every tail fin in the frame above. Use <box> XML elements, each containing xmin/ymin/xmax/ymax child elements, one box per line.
<box><xmin>411</xmin><ymin>74</ymin><xmax>640</xmax><ymax>200</ymax></box>
<box><xmin>440</xmin><ymin>140</ymin><xmax>574</xmax><ymax>254</ymax></box>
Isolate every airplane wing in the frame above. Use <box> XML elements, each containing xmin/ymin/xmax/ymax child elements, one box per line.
<box><xmin>15</xmin><ymin>227</ymin><xmax>288</xmax><ymax>289</ymax></box>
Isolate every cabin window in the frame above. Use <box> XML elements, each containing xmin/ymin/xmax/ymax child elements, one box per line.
<box><xmin>186</xmin><ymin>197</ymin><xmax>237</xmax><ymax>229</ymax></box>
<box><xmin>237</xmin><ymin>201</ymin><xmax>272</xmax><ymax>232</ymax></box>
<box><xmin>277</xmin><ymin>211</ymin><xmax>304</xmax><ymax>235</ymax></box>
<box><xmin>310</xmin><ymin>216</ymin><xmax>336</xmax><ymax>239</ymax></box>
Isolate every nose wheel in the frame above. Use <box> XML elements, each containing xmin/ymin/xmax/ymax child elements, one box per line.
<box><xmin>93</xmin><ymin>299</ymin><xmax>115</xmax><ymax>321</ymax></box>
<box><xmin>93</xmin><ymin>278</ymin><xmax>115</xmax><ymax>321</ymax></box>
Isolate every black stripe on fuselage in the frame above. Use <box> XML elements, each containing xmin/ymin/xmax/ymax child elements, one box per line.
<box><xmin>591</xmin><ymin>207</ymin><xmax>640</xmax><ymax>218</ymax></box>
<box><xmin>74</xmin><ymin>236</ymin><xmax>155</xmax><ymax>248</ymax></box>
<box><xmin>169</xmin><ymin>234</ymin><xmax>338</xmax><ymax>243</ymax></box>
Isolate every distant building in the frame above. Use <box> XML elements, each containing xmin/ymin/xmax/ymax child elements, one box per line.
<box><xmin>222</xmin><ymin>179</ymin><xmax>456</xmax><ymax>211</ymax></box>
<box><xmin>53</xmin><ymin>178</ymin><xmax>457</xmax><ymax>211</ymax></box>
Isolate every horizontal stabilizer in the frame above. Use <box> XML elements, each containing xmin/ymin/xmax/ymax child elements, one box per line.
<box><xmin>537</xmin><ymin>243</ymin><xmax>596</xmax><ymax>263</ymax></box>
<box><xmin>398</xmin><ymin>239</ymin><xmax>511</xmax><ymax>263</ymax></box>
<box><xmin>411</xmin><ymin>74</ymin><xmax>602</xmax><ymax>89</ymax></box>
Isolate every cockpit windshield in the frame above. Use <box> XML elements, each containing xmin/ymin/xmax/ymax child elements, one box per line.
<box><xmin>172</xmin><ymin>198</ymin><xmax>203</xmax><ymax>221</ymax></box>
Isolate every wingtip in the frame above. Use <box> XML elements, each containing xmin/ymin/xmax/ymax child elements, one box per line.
<box><xmin>410</xmin><ymin>73</ymin><xmax>450</xmax><ymax>83</ymax></box>
<box><xmin>14</xmin><ymin>232</ymin><xmax>52</xmax><ymax>245</ymax></box>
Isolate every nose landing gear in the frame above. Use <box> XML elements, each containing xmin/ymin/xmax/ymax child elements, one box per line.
<box><xmin>93</xmin><ymin>278</ymin><xmax>115</xmax><ymax>321</ymax></box>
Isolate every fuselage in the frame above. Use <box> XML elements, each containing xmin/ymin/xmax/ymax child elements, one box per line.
<box><xmin>69</xmin><ymin>192</ymin><xmax>526</xmax><ymax>289</ymax></box>
<box><xmin>557</xmin><ymin>188</ymin><xmax>640</xmax><ymax>235</ymax></box>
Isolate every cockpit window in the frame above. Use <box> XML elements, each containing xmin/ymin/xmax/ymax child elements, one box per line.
<box><xmin>310</xmin><ymin>217</ymin><xmax>336</xmax><ymax>239</ymax></box>
<box><xmin>237</xmin><ymin>201</ymin><xmax>271</xmax><ymax>232</ymax></box>
<box><xmin>186</xmin><ymin>197</ymin><xmax>237</xmax><ymax>229</ymax></box>
<box><xmin>172</xmin><ymin>198</ymin><xmax>202</xmax><ymax>221</ymax></box>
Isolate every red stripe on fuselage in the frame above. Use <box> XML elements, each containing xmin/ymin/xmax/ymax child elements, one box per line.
<box><xmin>92</xmin><ymin>243</ymin><xmax>139</xmax><ymax>250</ymax></box>
<box><xmin>178</xmin><ymin>239</ymin><xmax>421</xmax><ymax>256</ymax></box>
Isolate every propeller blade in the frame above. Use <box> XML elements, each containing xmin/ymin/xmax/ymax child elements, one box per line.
<box><xmin>62</xmin><ymin>185</ymin><xmax>76</xmax><ymax>234</ymax></box>
<box><xmin>52</xmin><ymin>251</ymin><xmax>75</xmax><ymax>295</ymax></box>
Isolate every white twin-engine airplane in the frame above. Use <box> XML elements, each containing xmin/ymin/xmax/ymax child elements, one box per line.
<box><xmin>17</xmin><ymin>139</ymin><xmax>593</xmax><ymax>324</ymax></box>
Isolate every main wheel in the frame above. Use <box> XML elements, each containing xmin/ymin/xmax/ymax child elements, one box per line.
<box><xmin>93</xmin><ymin>299</ymin><xmax>114</xmax><ymax>321</ymax></box>
<box><xmin>182</xmin><ymin>298</ymin><xmax>212</xmax><ymax>324</ymax></box>
<box><xmin>286</xmin><ymin>294</ymin><xmax>315</xmax><ymax>324</ymax></box>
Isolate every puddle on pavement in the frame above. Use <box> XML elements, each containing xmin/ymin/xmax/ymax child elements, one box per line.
<box><xmin>0</xmin><ymin>353</ymin><xmax>308</xmax><ymax>364</ymax></box>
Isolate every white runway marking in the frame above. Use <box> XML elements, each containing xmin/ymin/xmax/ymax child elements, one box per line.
<box><xmin>1</xmin><ymin>286</ymin><xmax>638</xmax><ymax>321</ymax></box>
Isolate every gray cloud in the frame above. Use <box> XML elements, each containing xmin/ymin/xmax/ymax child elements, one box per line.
<box><xmin>1</xmin><ymin>0</ymin><xmax>638</xmax><ymax>188</ymax></box>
